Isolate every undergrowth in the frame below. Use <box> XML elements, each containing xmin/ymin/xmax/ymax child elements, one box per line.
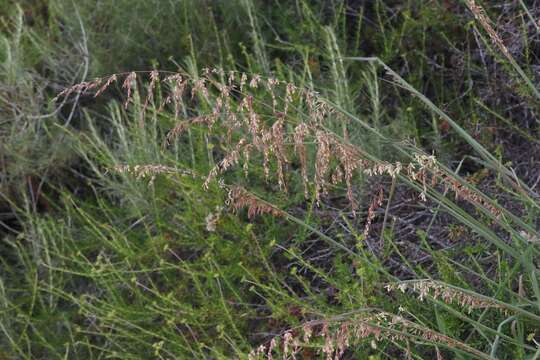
<box><xmin>1</xmin><ymin>1</ymin><xmax>540</xmax><ymax>359</ymax></box>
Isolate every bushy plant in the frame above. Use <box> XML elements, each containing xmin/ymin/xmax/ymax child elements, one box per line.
<box><xmin>1</xmin><ymin>1</ymin><xmax>539</xmax><ymax>359</ymax></box>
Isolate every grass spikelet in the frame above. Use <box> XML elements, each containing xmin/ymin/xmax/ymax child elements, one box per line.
<box><xmin>142</xmin><ymin>70</ymin><xmax>160</xmax><ymax>114</ymax></box>
<box><xmin>386</xmin><ymin>280</ymin><xmax>506</xmax><ymax>313</ymax></box>
<box><xmin>204</xmin><ymin>139</ymin><xmax>248</xmax><ymax>189</ymax></box>
<box><xmin>284</xmin><ymin>82</ymin><xmax>297</xmax><ymax>115</ymax></box>
<box><xmin>122</xmin><ymin>72</ymin><xmax>137</xmax><ymax>109</ymax></box>
<box><xmin>260</xmin><ymin>129</ymin><xmax>273</xmax><ymax>181</ymax></box>
<box><xmin>240</xmin><ymin>72</ymin><xmax>248</xmax><ymax>92</ymax></box>
<box><xmin>160</xmin><ymin>74</ymin><xmax>186</xmax><ymax>117</ymax></box>
<box><xmin>227</xmin><ymin>186</ymin><xmax>283</xmax><ymax>219</ymax></box>
<box><xmin>465</xmin><ymin>0</ymin><xmax>513</xmax><ymax>62</ymax></box>
<box><xmin>293</xmin><ymin>123</ymin><xmax>310</xmax><ymax>198</ymax></box>
<box><xmin>52</xmin><ymin>78</ymin><xmax>101</xmax><ymax>102</ymax></box>
<box><xmin>110</xmin><ymin>164</ymin><xmax>191</xmax><ymax>185</ymax></box>
<box><xmin>333</xmin><ymin>140</ymin><xmax>362</xmax><ymax>214</ymax></box>
<box><xmin>364</xmin><ymin>187</ymin><xmax>384</xmax><ymax>237</ymax></box>
<box><xmin>266</xmin><ymin>77</ymin><xmax>280</xmax><ymax>113</ymax></box>
<box><xmin>314</xmin><ymin>130</ymin><xmax>333</xmax><ymax>203</ymax></box>
<box><xmin>271</xmin><ymin>116</ymin><xmax>288</xmax><ymax>191</ymax></box>
<box><xmin>95</xmin><ymin>74</ymin><xmax>118</xmax><ymax>97</ymax></box>
<box><xmin>249</xmin><ymin>74</ymin><xmax>261</xmax><ymax>89</ymax></box>
<box><xmin>164</xmin><ymin>119</ymin><xmax>191</xmax><ymax>146</ymax></box>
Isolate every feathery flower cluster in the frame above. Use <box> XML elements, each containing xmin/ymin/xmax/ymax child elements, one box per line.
<box><xmin>52</xmin><ymin>79</ymin><xmax>102</xmax><ymax>103</ymax></box>
<box><xmin>385</xmin><ymin>280</ymin><xmax>505</xmax><ymax>313</ymax></box>
<box><xmin>364</xmin><ymin>187</ymin><xmax>384</xmax><ymax>237</ymax></box>
<box><xmin>204</xmin><ymin>139</ymin><xmax>249</xmax><ymax>189</ymax></box>
<box><xmin>227</xmin><ymin>186</ymin><xmax>283</xmax><ymax>219</ymax></box>
<box><xmin>248</xmin><ymin>310</ymin><xmax>481</xmax><ymax>360</ymax></box>
<box><xmin>465</xmin><ymin>0</ymin><xmax>513</xmax><ymax>62</ymax></box>
<box><xmin>293</xmin><ymin>123</ymin><xmax>310</xmax><ymax>198</ymax></box>
<box><xmin>60</xmin><ymin>69</ymin><xmax>501</xmax><ymax>222</ymax></box>
<box><xmin>439</xmin><ymin>174</ymin><xmax>502</xmax><ymax>217</ymax></box>
<box><xmin>411</xmin><ymin>156</ymin><xmax>502</xmax><ymax>218</ymax></box>
<box><xmin>110</xmin><ymin>164</ymin><xmax>194</xmax><ymax>185</ymax></box>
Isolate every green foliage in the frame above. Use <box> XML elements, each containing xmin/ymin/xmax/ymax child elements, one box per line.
<box><xmin>1</xmin><ymin>0</ymin><xmax>540</xmax><ymax>359</ymax></box>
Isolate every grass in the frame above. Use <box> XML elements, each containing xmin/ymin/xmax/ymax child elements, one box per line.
<box><xmin>1</xmin><ymin>0</ymin><xmax>540</xmax><ymax>359</ymax></box>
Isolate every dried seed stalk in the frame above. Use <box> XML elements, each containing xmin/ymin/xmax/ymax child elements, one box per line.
<box><xmin>364</xmin><ymin>187</ymin><xmax>384</xmax><ymax>237</ymax></box>
<box><xmin>95</xmin><ymin>74</ymin><xmax>117</xmax><ymax>97</ymax></box>
<box><xmin>249</xmin><ymin>311</ymin><xmax>484</xmax><ymax>360</ymax></box>
<box><xmin>386</xmin><ymin>280</ymin><xmax>505</xmax><ymax>313</ymax></box>
<box><xmin>227</xmin><ymin>186</ymin><xmax>283</xmax><ymax>219</ymax></box>
<box><xmin>294</xmin><ymin>123</ymin><xmax>310</xmax><ymax>198</ymax></box>
<box><xmin>314</xmin><ymin>130</ymin><xmax>333</xmax><ymax>203</ymax></box>
<box><xmin>142</xmin><ymin>70</ymin><xmax>160</xmax><ymax>114</ymax></box>
<box><xmin>204</xmin><ymin>139</ymin><xmax>248</xmax><ymax>189</ymax></box>
<box><xmin>122</xmin><ymin>72</ymin><xmax>137</xmax><ymax>109</ymax></box>
<box><xmin>465</xmin><ymin>0</ymin><xmax>513</xmax><ymax>62</ymax></box>
<box><xmin>110</xmin><ymin>164</ymin><xmax>192</xmax><ymax>186</ymax></box>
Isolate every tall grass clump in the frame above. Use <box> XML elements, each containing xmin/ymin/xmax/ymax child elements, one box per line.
<box><xmin>1</xmin><ymin>0</ymin><xmax>540</xmax><ymax>359</ymax></box>
<box><xmin>48</xmin><ymin>56</ymin><xmax>540</xmax><ymax>358</ymax></box>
